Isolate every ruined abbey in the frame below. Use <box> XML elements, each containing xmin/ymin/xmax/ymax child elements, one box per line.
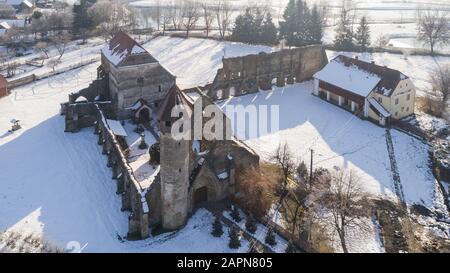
<box><xmin>61</xmin><ymin>32</ymin><xmax>327</xmax><ymax>239</ymax></box>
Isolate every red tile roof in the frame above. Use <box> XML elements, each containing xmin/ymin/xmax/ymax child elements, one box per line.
<box><xmin>102</xmin><ymin>31</ymin><xmax>156</xmax><ymax>66</ymax></box>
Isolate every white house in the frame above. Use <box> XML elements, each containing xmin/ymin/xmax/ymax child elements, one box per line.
<box><xmin>313</xmin><ymin>55</ymin><xmax>416</xmax><ymax>126</ymax></box>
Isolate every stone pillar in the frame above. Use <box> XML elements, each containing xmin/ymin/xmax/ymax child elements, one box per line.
<box><xmin>121</xmin><ymin>177</ymin><xmax>131</xmax><ymax>211</ymax></box>
<box><xmin>338</xmin><ymin>96</ymin><xmax>343</xmax><ymax>106</ymax></box>
<box><xmin>326</xmin><ymin>91</ymin><xmax>330</xmax><ymax>101</ymax></box>
<box><xmin>351</xmin><ymin>101</ymin><xmax>355</xmax><ymax>112</ymax></box>
<box><xmin>276</xmin><ymin>74</ymin><xmax>285</xmax><ymax>87</ymax></box>
<box><xmin>116</xmin><ymin>172</ymin><xmax>124</xmax><ymax>194</ymax></box>
<box><xmin>363</xmin><ymin>99</ymin><xmax>369</xmax><ymax>118</ymax></box>
<box><xmin>313</xmin><ymin>79</ymin><xmax>319</xmax><ymax>95</ymax></box>
<box><xmin>140</xmin><ymin>212</ymin><xmax>149</xmax><ymax>239</ymax></box>
<box><xmin>286</xmin><ymin>75</ymin><xmax>294</xmax><ymax>85</ymax></box>
<box><xmin>97</xmin><ymin>131</ymin><xmax>103</xmax><ymax>145</ymax></box>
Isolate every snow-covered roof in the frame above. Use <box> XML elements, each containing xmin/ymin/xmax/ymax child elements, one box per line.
<box><xmin>314</xmin><ymin>56</ymin><xmax>381</xmax><ymax>98</ymax></box>
<box><xmin>1</xmin><ymin>19</ymin><xmax>25</xmax><ymax>28</ymax></box>
<box><xmin>106</xmin><ymin>119</ymin><xmax>128</xmax><ymax>137</ymax></box>
<box><xmin>368</xmin><ymin>97</ymin><xmax>391</xmax><ymax>118</ymax></box>
<box><xmin>22</xmin><ymin>0</ymin><xmax>32</xmax><ymax>7</ymax></box>
<box><xmin>314</xmin><ymin>55</ymin><xmax>408</xmax><ymax>98</ymax></box>
<box><xmin>0</xmin><ymin>21</ymin><xmax>11</xmax><ymax>29</ymax></box>
<box><xmin>217</xmin><ymin>171</ymin><xmax>228</xmax><ymax>180</ymax></box>
<box><xmin>4</xmin><ymin>0</ymin><xmax>23</xmax><ymax>5</ymax></box>
<box><xmin>101</xmin><ymin>31</ymin><xmax>155</xmax><ymax>66</ymax></box>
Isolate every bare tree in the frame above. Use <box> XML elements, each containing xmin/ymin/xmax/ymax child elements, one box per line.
<box><xmin>201</xmin><ymin>1</ymin><xmax>214</xmax><ymax>37</ymax></box>
<box><xmin>34</xmin><ymin>42</ymin><xmax>50</xmax><ymax>59</ymax></box>
<box><xmin>314</xmin><ymin>168</ymin><xmax>370</xmax><ymax>253</ymax></box>
<box><xmin>160</xmin><ymin>7</ymin><xmax>172</xmax><ymax>35</ymax></box>
<box><xmin>281</xmin><ymin>183</ymin><xmax>309</xmax><ymax>241</ymax></box>
<box><xmin>271</xmin><ymin>143</ymin><xmax>296</xmax><ymax>190</ymax></box>
<box><xmin>51</xmin><ymin>32</ymin><xmax>71</xmax><ymax>60</ymax></box>
<box><xmin>431</xmin><ymin>64</ymin><xmax>450</xmax><ymax>110</ymax></box>
<box><xmin>0</xmin><ymin>3</ymin><xmax>16</xmax><ymax>19</ymax></box>
<box><xmin>375</xmin><ymin>33</ymin><xmax>388</xmax><ymax>48</ymax></box>
<box><xmin>89</xmin><ymin>0</ymin><xmax>136</xmax><ymax>41</ymax></box>
<box><xmin>170</xmin><ymin>0</ymin><xmax>183</xmax><ymax>31</ymax></box>
<box><xmin>6</xmin><ymin>61</ymin><xmax>18</xmax><ymax>77</ymax></box>
<box><xmin>235</xmin><ymin>164</ymin><xmax>278</xmax><ymax>218</ymax></box>
<box><xmin>182</xmin><ymin>0</ymin><xmax>199</xmax><ymax>37</ymax></box>
<box><xmin>417</xmin><ymin>9</ymin><xmax>449</xmax><ymax>55</ymax></box>
<box><xmin>214</xmin><ymin>0</ymin><xmax>232</xmax><ymax>40</ymax></box>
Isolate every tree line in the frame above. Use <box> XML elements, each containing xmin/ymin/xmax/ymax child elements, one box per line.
<box><xmin>231</xmin><ymin>0</ymin><xmax>326</xmax><ymax>46</ymax></box>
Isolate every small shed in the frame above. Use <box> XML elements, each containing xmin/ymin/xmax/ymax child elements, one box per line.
<box><xmin>0</xmin><ymin>74</ymin><xmax>8</xmax><ymax>98</ymax></box>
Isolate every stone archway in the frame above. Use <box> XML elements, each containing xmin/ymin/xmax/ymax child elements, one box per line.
<box><xmin>194</xmin><ymin>186</ymin><xmax>208</xmax><ymax>207</ymax></box>
<box><xmin>134</xmin><ymin>104</ymin><xmax>152</xmax><ymax>123</ymax></box>
<box><xmin>137</xmin><ymin>107</ymin><xmax>150</xmax><ymax>123</ymax></box>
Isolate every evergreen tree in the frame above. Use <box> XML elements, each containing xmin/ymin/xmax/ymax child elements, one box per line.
<box><xmin>355</xmin><ymin>16</ymin><xmax>371</xmax><ymax>51</ymax></box>
<box><xmin>309</xmin><ymin>5</ymin><xmax>323</xmax><ymax>44</ymax></box>
<box><xmin>296</xmin><ymin>161</ymin><xmax>308</xmax><ymax>181</ymax></box>
<box><xmin>72</xmin><ymin>0</ymin><xmax>94</xmax><ymax>42</ymax></box>
<box><xmin>253</xmin><ymin>8</ymin><xmax>264</xmax><ymax>43</ymax></box>
<box><xmin>148</xmin><ymin>142</ymin><xmax>160</xmax><ymax>165</ymax></box>
<box><xmin>228</xmin><ymin>227</ymin><xmax>241</xmax><ymax>249</ymax></box>
<box><xmin>265</xmin><ymin>229</ymin><xmax>277</xmax><ymax>246</ymax></box>
<box><xmin>230</xmin><ymin>206</ymin><xmax>241</xmax><ymax>222</ymax></box>
<box><xmin>333</xmin><ymin>6</ymin><xmax>354</xmax><ymax>51</ymax></box>
<box><xmin>211</xmin><ymin>217</ymin><xmax>224</xmax><ymax>237</ymax></box>
<box><xmin>245</xmin><ymin>214</ymin><xmax>257</xmax><ymax>234</ymax></box>
<box><xmin>261</xmin><ymin>12</ymin><xmax>278</xmax><ymax>44</ymax></box>
<box><xmin>279</xmin><ymin>0</ymin><xmax>297</xmax><ymax>43</ymax></box>
<box><xmin>285</xmin><ymin>240</ymin><xmax>297</xmax><ymax>253</ymax></box>
<box><xmin>231</xmin><ymin>8</ymin><xmax>255</xmax><ymax>44</ymax></box>
<box><xmin>291</xmin><ymin>0</ymin><xmax>308</xmax><ymax>46</ymax></box>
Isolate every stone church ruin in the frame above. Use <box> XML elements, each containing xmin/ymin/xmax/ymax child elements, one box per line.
<box><xmin>61</xmin><ymin>32</ymin><xmax>327</xmax><ymax>239</ymax></box>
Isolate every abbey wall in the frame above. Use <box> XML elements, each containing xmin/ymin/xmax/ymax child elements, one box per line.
<box><xmin>207</xmin><ymin>45</ymin><xmax>328</xmax><ymax>100</ymax></box>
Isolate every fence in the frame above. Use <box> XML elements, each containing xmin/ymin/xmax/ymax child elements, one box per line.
<box><xmin>390</xmin><ymin>119</ymin><xmax>428</xmax><ymax>141</ymax></box>
<box><xmin>259</xmin><ymin>215</ymin><xmax>317</xmax><ymax>253</ymax></box>
<box><xmin>6</xmin><ymin>57</ymin><xmax>100</xmax><ymax>90</ymax></box>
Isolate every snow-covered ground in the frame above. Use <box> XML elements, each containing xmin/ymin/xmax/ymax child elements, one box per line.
<box><xmin>0</xmin><ymin>35</ymin><xmax>447</xmax><ymax>252</ymax></box>
<box><xmin>142</xmin><ymin>36</ymin><xmax>274</xmax><ymax>89</ymax></box>
<box><xmin>0</xmin><ymin>61</ymin><xmax>250</xmax><ymax>252</ymax></box>
<box><xmin>223</xmin><ymin>209</ymin><xmax>289</xmax><ymax>253</ymax></box>
<box><xmin>219</xmin><ymin>81</ymin><xmax>437</xmax><ymax>208</ymax></box>
<box><xmin>142</xmin><ymin>36</ymin><xmax>450</xmax><ymax>95</ymax></box>
<box><xmin>130</xmin><ymin>0</ymin><xmax>450</xmax><ymax>53</ymax></box>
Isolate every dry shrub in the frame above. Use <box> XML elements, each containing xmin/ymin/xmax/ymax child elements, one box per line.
<box><xmin>234</xmin><ymin>163</ymin><xmax>280</xmax><ymax>218</ymax></box>
<box><xmin>417</xmin><ymin>95</ymin><xmax>445</xmax><ymax>118</ymax></box>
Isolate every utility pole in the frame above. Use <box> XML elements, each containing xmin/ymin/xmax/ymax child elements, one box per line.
<box><xmin>309</xmin><ymin>149</ymin><xmax>313</xmax><ymax>189</ymax></box>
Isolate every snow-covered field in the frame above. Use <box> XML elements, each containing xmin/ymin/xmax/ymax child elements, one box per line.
<box><xmin>0</xmin><ymin>35</ymin><xmax>447</xmax><ymax>252</ymax></box>
<box><xmin>130</xmin><ymin>0</ymin><xmax>450</xmax><ymax>53</ymax></box>
<box><xmin>219</xmin><ymin>81</ymin><xmax>437</xmax><ymax>207</ymax></box>
<box><xmin>0</xmin><ymin>61</ymin><xmax>250</xmax><ymax>252</ymax></box>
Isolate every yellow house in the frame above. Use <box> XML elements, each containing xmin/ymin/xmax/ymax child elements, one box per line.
<box><xmin>313</xmin><ymin>55</ymin><xmax>415</xmax><ymax>126</ymax></box>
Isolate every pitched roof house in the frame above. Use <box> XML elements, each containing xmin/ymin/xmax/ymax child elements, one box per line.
<box><xmin>313</xmin><ymin>55</ymin><xmax>415</xmax><ymax>126</ymax></box>
<box><xmin>100</xmin><ymin>31</ymin><xmax>176</xmax><ymax>119</ymax></box>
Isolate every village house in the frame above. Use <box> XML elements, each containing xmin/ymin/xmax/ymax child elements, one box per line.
<box><xmin>313</xmin><ymin>55</ymin><xmax>415</xmax><ymax>126</ymax></box>
<box><xmin>0</xmin><ymin>0</ymin><xmax>34</xmax><ymax>14</ymax></box>
<box><xmin>0</xmin><ymin>21</ymin><xmax>10</xmax><ymax>37</ymax></box>
<box><xmin>0</xmin><ymin>74</ymin><xmax>8</xmax><ymax>97</ymax></box>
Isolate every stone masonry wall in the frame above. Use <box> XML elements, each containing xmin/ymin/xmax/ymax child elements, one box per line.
<box><xmin>94</xmin><ymin>105</ymin><xmax>150</xmax><ymax>239</ymax></box>
<box><xmin>207</xmin><ymin>45</ymin><xmax>328</xmax><ymax>100</ymax></box>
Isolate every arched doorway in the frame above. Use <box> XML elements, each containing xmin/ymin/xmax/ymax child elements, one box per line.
<box><xmin>138</xmin><ymin>107</ymin><xmax>150</xmax><ymax>123</ymax></box>
<box><xmin>194</xmin><ymin>186</ymin><xmax>208</xmax><ymax>207</ymax></box>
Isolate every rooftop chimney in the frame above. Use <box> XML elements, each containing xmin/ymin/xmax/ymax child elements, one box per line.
<box><xmin>371</xmin><ymin>61</ymin><xmax>375</xmax><ymax>64</ymax></box>
<box><xmin>355</xmin><ymin>56</ymin><xmax>359</xmax><ymax>60</ymax></box>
